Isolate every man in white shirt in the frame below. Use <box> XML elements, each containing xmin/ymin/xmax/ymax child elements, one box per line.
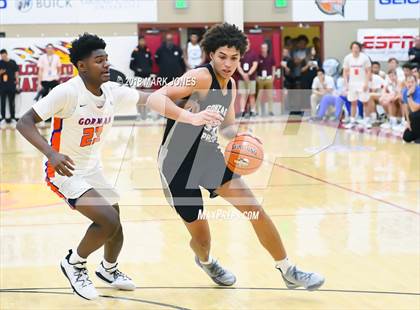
<box><xmin>16</xmin><ymin>33</ymin><xmax>223</xmax><ymax>301</ymax></box>
<box><xmin>310</xmin><ymin>68</ymin><xmax>335</xmax><ymax>117</ymax></box>
<box><xmin>343</xmin><ymin>41</ymin><xmax>372</xmax><ymax>129</ymax></box>
<box><xmin>386</xmin><ymin>58</ymin><xmax>405</xmax><ymax>84</ymax></box>
<box><xmin>37</xmin><ymin>43</ymin><xmax>62</xmax><ymax>98</ymax></box>
<box><xmin>380</xmin><ymin>69</ymin><xmax>402</xmax><ymax>130</ymax></box>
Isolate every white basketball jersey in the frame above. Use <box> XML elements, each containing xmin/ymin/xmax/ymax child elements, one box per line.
<box><xmin>32</xmin><ymin>75</ymin><xmax>139</xmax><ymax>176</ymax></box>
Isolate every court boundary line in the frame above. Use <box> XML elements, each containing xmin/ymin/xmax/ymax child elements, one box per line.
<box><xmin>0</xmin><ymin>289</ymin><xmax>190</xmax><ymax>309</ymax></box>
<box><xmin>1</xmin><ymin>286</ymin><xmax>419</xmax><ymax>297</ymax></box>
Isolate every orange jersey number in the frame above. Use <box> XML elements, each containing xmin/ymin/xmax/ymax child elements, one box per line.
<box><xmin>80</xmin><ymin>126</ymin><xmax>103</xmax><ymax>147</ymax></box>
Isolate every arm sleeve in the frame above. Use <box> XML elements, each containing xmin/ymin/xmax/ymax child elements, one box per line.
<box><xmin>31</xmin><ymin>84</ymin><xmax>74</xmax><ymax>120</ymax></box>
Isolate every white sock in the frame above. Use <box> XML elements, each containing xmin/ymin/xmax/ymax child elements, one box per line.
<box><xmin>102</xmin><ymin>258</ymin><xmax>117</xmax><ymax>269</ymax></box>
<box><xmin>69</xmin><ymin>248</ymin><xmax>87</xmax><ymax>264</ymax></box>
<box><xmin>199</xmin><ymin>256</ymin><xmax>214</xmax><ymax>265</ymax></box>
<box><xmin>275</xmin><ymin>257</ymin><xmax>293</xmax><ymax>274</ymax></box>
<box><xmin>350</xmin><ymin>117</ymin><xmax>356</xmax><ymax>123</ymax></box>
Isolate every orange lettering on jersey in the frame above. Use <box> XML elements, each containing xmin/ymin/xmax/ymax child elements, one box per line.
<box><xmin>80</xmin><ymin>126</ymin><xmax>103</xmax><ymax>147</ymax></box>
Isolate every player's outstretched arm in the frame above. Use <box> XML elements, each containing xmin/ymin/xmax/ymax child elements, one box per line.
<box><xmin>145</xmin><ymin>69</ymin><xmax>224</xmax><ymax>126</ymax></box>
<box><xmin>16</xmin><ymin>109</ymin><xmax>75</xmax><ymax>177</ymax></box>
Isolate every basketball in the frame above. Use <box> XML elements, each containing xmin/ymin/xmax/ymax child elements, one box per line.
<box><xmin>224</xmin><ymin>135</ymin><xmax>264</xmax><ymax>175</ymax></box>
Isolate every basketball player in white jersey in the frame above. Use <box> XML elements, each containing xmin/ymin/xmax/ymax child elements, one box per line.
<box><xmin>16</xmin><ymin>33</ymin><xmax>223</xmax><ymax>300</ymax></box>
<box><xmin>185</xmin><ymin>33</ymin><xmax>205</xmax><ymax>70</ymax></box>
<box><xmin>343</xmin><ymin>41</ymin><xmax>372</xmax><ymax>129</ymax></box>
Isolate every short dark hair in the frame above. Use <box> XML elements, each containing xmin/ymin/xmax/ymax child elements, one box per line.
<box><xmin>387</xmin><ymin>69</ymin><xmax>396</xmax><ymax>75</ymax></box>
<box><xmin>297</xmin><ymin>35</ymin><xmax>309</xmax><ymax>44</ymax></box>
<box><xmin>371</xmin><ymin>61</ymin><xmax>380</xmax><ymax>66</ymax></box>
<box><xmin>350</xmin><ymin>41</ymin><xmax>363</xmax><ymax>50</ymax></box>
<box><xmin>402</xmin><ymin>63</ymin><xmax>412</xmax><ymax>70</ymax></box>
<box><xmin>69</xmin><ymin>33</ymin><xmax>106</xmax><ymax>68</ymax></box>
<box><xmin>317</xmin><ymin>68</ymin><xmax>325</xmax><ymax>75</ymax></box>
<box><xmin>388</xmin><ymin>57</ymin><xmax>398</xmax><ymax>64</ymax></box>
<box><xmin>138</xmin><ymin>36</ymin><xmax>144</xmax><ymax>40</ymax></box>
<box><xmin>201</xmin><ymin>23</ymin><xmax>247</xmax><ymax>56</ymax></box>
<box><xmin>46</xmin><ymin>43</ymin><xmax>54</xmax><ymax>48</ymax></box>
<box><xmin>0</xmin><ymin>49</ymin><xmax>7</xmax><ymax>55</ymax></box>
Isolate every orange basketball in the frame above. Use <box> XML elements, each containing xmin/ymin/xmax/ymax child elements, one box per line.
<box><xmin>224</xmin><ymin>135</ymin><xmax>264</xmax><ymax>175</ymax></box>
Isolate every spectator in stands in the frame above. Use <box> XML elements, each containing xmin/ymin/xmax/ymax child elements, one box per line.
<box><xmin>312</xmin><ymin>68</ymin><xmax>343</xmax><ymax>120</ymax></box>
<box><xmin>185</xmin><ymin>33</ymin><xmax>204</xmax><ymax>70</ymax></box>
<box><xmin>256</xmin><ymin>42</ymin><xmax>276</xmax><ymax>116</ymax></box>
<box><xmin>155</xmin><ymin>33</ymin><xmax>185</xmax><ymax>83</ymax></box>
<box><xmin>312</xmin><ymin>37</ymin><xmax>321</xmax><ymax>56</ymax></box>
<box><xmin>380</xmin><ymin>70</ymin><xmax>402</xmax><ymax>130</ymax></box>
<box><xmin>386</xmin><ymin>58</ymin><xmax>405</xmax><ymax>83</ymax></box>
<box><xmin>402</xmin><ymin>63</ymin><xmax>413</xmax><ymax>82</ymax></box>
<box><xmin>412</xmin><ymin>66</ymin><xmax>419</xmax><ymax>83</ymax></box>
<box><xmin>281</xmin><ymin>48</ymin><xmax>293</xmax><ymax>89</ymax></box>
<box><xmin>402</xmin><ymin>75</ymin><xmax>420</xmax><ymax>143</ymax></box>
<box><xmin>408</xmin><ymin>36</ymin><xmax>420</xmax><ymax>68</ymax></box>
<box><xmin>0</xmin><ymin>49</ymin><xmax>19</xmax><ymax>129</ymax></box>
<box><xmin>37</xmin><ymin>43</ymin><xmax>61</xmax><ymax>99</ymax></box>
<box><xmin>371</xmin><ymin>61</ymin><xmax>386</xmax><ymax>79</ymax></box>
<box><xmin>290</xmin><ymin>35</ymin><xmax>309</xmax><ymax>89</ymax></box>
<box><xmin>343</xmin><ymin>41</ymin><xmax>372</xmax><ymax>129</ymax></box>
<box><xmin>301</xmin><ymin>47</ymin><xmax>321</xmax><ymax>89</ymax></box>
<box><xmin>237</xmin><ymin>38</ymin><xmax>258</xmax><ymax>117</ymax></box>
<box><xmin>130</xmin><ymin>36</ymin><xmax>152</xmax><ymax>78</ymax></box>
<box><xmin>367</xmin><ymin>69</ymin><xmax>385</xmax><ymax>124</ymax></box>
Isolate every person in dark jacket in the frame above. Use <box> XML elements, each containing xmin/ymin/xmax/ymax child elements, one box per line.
<box><xmin>155</xmin><ymin>33</ymin><xmax>185</xmax><ymax>83</ymax></box>
<box><xmin>130</xmin><ymin>36</ymin><xmax>152</xmax><ymax>78</ymax></box>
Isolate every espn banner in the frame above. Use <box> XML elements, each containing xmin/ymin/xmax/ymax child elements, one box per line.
<box><xmin>357</xmin><ymin>28</ymin><xmax>419</xmax><ymax>61</ymax></box>
<box><xmin>292</xmin><ymin>0</ymin><xmax>368</xmax><ymax>22</ymax></box>
<box><xmin>0</xmin><ymin>0</ymin><xmax>157</xmax><ymax>24</ymax></box>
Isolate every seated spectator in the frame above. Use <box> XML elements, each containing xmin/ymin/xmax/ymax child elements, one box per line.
<box><xmin>379</xmin><ymin>70</ymin><xmax>402</xmax><ymax>130</ymax></box>
<box><xmin>367</xmin><ymin>71</ymin><xmax>385</xmax><ymax>124</ymax></box>
<box><xmin>310</xmin><ymin>69</ymin><xmax>341</xmax><ymax>119</ymax></box>
<box><xmin>402</xmin><ymin>75</ymin><xmax>420</xmax><ymax>143</ymax></box>
<box><xmin>402</xmin><ymin>63</ymin><xmax>413</xmax><ymax>83</ymax></box>
<box><xmin>386</xmin><ymin>58</ymin><xmax>405</xmax><ymax>83</ymax></box>
<box><xmin>371</xmin><ymin>61</ymin><xmax>386</xmax><ymax>79</ymax></box>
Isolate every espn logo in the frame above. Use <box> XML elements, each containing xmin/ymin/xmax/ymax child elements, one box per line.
<box><xmin>362</xmin><ymin>35</ymin><xmax>415</xmax><ymax>49</ymax></box>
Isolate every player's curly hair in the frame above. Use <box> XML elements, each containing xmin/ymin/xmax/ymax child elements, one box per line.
<box><xmin>201</xmin><ymin>23</ymin><xmax>247</xmax><ymax>56</ymax></box>
<box><xmin>69</xmin><ymin>33</ymin><xmax>106</xmax><ymax>68</ymax></box>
